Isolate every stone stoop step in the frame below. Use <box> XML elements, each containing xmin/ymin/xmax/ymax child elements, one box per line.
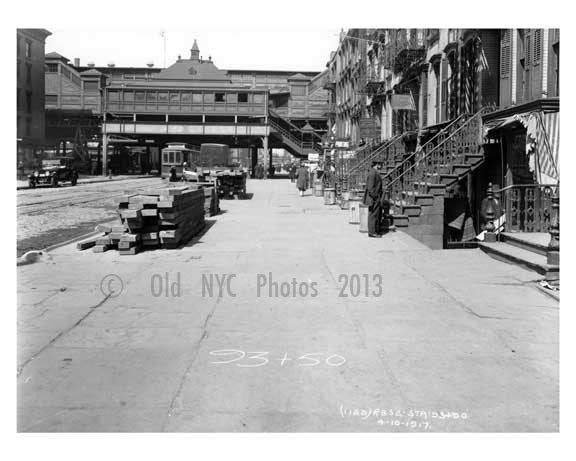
<box><xmin>478</xmin><ymin>241</ymin><xmax>557</xmax><ymax>276</ymax></box>
<box><xmin>501</xmin><ymin>232</ymin><xmax>549</xmax><ymax>257</ymax></box>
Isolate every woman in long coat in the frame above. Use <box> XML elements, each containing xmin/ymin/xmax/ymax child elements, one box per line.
<box><xmin>296</xmin><ymin>163</ymin><xmax>309</xmax><ymax>196</ymax></box>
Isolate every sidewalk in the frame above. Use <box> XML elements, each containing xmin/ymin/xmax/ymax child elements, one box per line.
<box><xmin>17</xmin><ymin>179</ymin><xmax>558</xmax><ymax>432</ymax></box>
<box><xmin>16</xmin><ymin>174</ymin><xmax>153</xmax><ymax>190</ymax></box>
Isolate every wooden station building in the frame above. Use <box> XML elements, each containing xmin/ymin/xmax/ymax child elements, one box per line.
<box><xmin>44</xmin><ymin>39</ymin><xmax>331</xmax><ymax>176</ymax></box>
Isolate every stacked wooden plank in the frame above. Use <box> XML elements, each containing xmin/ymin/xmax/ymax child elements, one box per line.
<box><xmin>79</xmin><ymin>186</ymin><xmax>205</xmax><ymax>255</ymax></box>
<box><xmin>156</xmin><ymin>186</ymin><xmax>205</xmax><ymax>249</ymax></box>
<box><xmin>200</xmin><ymin>184</ymin><xmax>219</xmax><ymax>216</ymax></box>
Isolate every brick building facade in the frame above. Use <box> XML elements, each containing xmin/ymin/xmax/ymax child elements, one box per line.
<box><xmin>17</xmin><ymin>28</ymin><xmax>51</xmax><ymax>168</ymax></box>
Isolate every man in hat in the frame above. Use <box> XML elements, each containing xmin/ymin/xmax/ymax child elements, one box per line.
<box><xmin>363</xmin><ymin>160</ymin><xmax>384</xmax><ymax>238</ymax></box>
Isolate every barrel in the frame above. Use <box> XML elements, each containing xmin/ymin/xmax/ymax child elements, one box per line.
<box><xmin>324</xmin><ymin>187</ymin><xmax>336</xmax><ymax>205</ymax></box>
<box><xmin>340</xmin><ymin>191</ymin><xmax>350</xmax><ymax>210</ymax></box>
<box><xmin>313</xmin><ymin>180</ymin><xmax>324</xmax><ymax>197</ymax></box>
<box><xmin>359</xmin><ymin>204</ymin><xmax>369</xmax><ymax>233</ymax></box>
<box><xmin>349</xmin><ymin>198</ymin><xmax>362</xmax><ymax>224</ymax></box>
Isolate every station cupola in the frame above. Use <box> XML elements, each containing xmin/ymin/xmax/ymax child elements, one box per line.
<box><xmin>190</xmin><ymin>39</ymin><xmax>200</xmax><ymax>61</ymax></box>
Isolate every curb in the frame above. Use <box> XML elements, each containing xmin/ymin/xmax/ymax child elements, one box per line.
<box><xmin>42</xmin><ymin>218</ymin><xmax>118</xmax><ymax>254</ymax></box>
<box><xmin>534</xmin><ymin>282</ymin><xmax>560</xmax><ymax>302</ymax></box>
<box><xmin>17</xmin><ymin>175</ymin><xmax>154</xmax><ymax>190</ymax></box>
<box><xmin>17</xmin><ymin>220</ymin><xmax>117</xmax><ymax>264</ymax></box>
<box><xmin>42</xmin><ymin>229</ymin><xmax>103</xmax><ymax>254</ymax></box>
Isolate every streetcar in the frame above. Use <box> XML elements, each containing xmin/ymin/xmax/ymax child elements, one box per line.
<box><xmin>160</xmin><ymin>143</ymin><xmax>201</xmax><ymax>180</ymax></box>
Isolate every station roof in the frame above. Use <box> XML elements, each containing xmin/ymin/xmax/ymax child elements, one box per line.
<box><xmin>79</xmin><ymin>68</ymin><xmax>103</xmax><ymax>76</ymax></box>
<box><xmin>227</xmin><ymin>69</ymin><xmax>320</xmax><ymax>77</ymax></box>
<box><xmin>46</xmin><ymin>52</ymin><xmax>69</xmax><ymax>62</ymax></box>
<box><xmin>154</xmin><ymin>58</ymin><xmax>231</xmax><ymax>82</ymax></box>
<box><xmin>287</xmin><ymin>73</ymin><xmax>311</xmax><ymax>81</ymax></box>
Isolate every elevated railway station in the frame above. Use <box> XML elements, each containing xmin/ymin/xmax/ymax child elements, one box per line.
<box><xmin>44</xmin><ymin>40</ymin><xmax>331</xmax><ymax>176</ymax></box>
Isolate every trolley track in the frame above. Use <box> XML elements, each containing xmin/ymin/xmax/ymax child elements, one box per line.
<box><xmin>17</xmin><ymin>178</ymin><xmax>167</xmax><ymax>216</ymax></box>
<box><xmin>17</xmin><ymin>178</ymin><xmax>168</xmax><ymax>254</ymax></box>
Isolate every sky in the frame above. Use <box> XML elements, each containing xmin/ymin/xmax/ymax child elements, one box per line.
<box><xmin>45</xmin><ymin>28</ymin><xmax>342</xmax><ymax>72</ymax></box>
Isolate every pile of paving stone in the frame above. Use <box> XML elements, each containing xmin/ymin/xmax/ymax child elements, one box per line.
<box><xmin>78</xmin><ymin>185</ymin><xmax>207</xmax><ymax>255</ymax></box>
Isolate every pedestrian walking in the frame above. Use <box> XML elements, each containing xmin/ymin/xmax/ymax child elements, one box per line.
<box><xmin>296</xmin><ymin>162</ymin><xmax>309</xmax><ymax>196</ymax></box>
<box><xmin>363</xmin><ymin>160</ymin><xmax>384</xmax><ymax>238</ymax></box>
<box><xmin>289</xmin><ymin>163</ymin><xmax>297</xmax><ymax>182</ymax></box>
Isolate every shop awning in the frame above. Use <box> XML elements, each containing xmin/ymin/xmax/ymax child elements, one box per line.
<box><xmin>485</xmin><ymin>111</ymin><xmax>559</xmax><ymax>184</ymax></box>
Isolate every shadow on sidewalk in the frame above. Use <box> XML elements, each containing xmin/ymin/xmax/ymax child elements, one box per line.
<box><xmin>180</xmin><ymin>219</ymin><xmax>218</xmax><ymax>248</ymax></box>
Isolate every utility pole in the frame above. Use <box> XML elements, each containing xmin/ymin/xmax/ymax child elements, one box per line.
<box><xmin>160</xmin><ymin>30</ymin><xmax>166</xmax><ymax>68</ymax></box>
<box><xmin>101</xmin><ymin>87</ymin><xmax>108</xmax><ymax>177</ymax></box>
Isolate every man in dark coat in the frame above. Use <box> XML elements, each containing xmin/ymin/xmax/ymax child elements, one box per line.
<box><xmin>296</xmin><ymin>163</ymin><xmax>309</xmax><ymax>196</ymax></box>
<box><xmin>363</xmin><ymin>160</ymin><xmax>384</xmax><ymax>238</ymax></box>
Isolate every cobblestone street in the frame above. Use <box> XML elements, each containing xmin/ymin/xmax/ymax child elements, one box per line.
<box><xmin>17</xmin><ymin>178</ymin><xmax>166</xmax><ymax>256</ymax></box>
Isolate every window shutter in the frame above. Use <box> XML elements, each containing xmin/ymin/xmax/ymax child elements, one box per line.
<box><xmin>500</xmin><ymin>30</ymin><xmax>511</xmax><ymax>77</ymax></box>
<box><xmin>441</xmin><ymin>58</ymin><xmax>448</xmax><ymax>121</ymax></box>
<box><xmin>526</xmin><ymin>31</ymin><xmax>532</xmax><ymax>66</ymax></box>
<box><xmin>533</xmin><ymin>29</ymin><xmax>542</xmax><ymax>64</ymax></box>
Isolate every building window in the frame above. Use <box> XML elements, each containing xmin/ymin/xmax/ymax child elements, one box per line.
<box><xmin>204</xmin><ymin>93</ymin><xmax>215</xmax><ymax>104</ymax></box>
<box><xmin>123</xmin><ymin>91</ymin><xmax>134</xmax><ymax>102</ymax></box>
<box><xmin>25</xmin><ymin>40</ymin><xmax>32</xmax><ymax>58</ymax></box>
<box><xmin>135</xmin><ymin>91</ymin><xmax>145</xmax><ymax>102</ymax></box>
<box><xmin>181</xmin><ymin>92</ymin><xmax>192</xmax><ymax>104</ymax></box>
<box><xmin>238</xmin><ymin>92</ymin><xmax>248</xmax><ymax>103</ymax></box>
<box><xmin>553</xmin><ymin>42</ymin><xmax>559</xmax><ymax>95</ymax></box>
<box><xmin>147</xmin><ymin>91</ymin><xmax>157</xmax><ymax>103</ymax></box>
<box><xmin>158</xmin><ymin>91</ymin><xmax>168</xmax><ymax>103</ymax></box>
<box><xmin>108</xmin><ymin>91</ymin><xmax>120</xmax><ymax>102</ymax></box>
<box><xmin>84</xmin><ymin>81</ymin><xmax>99</xmax><ymax>91</ymax></box>
<box><xmin>226</xmin><ymin>93</ymin><xmax>237</xmax><ymax>104</ymax></box>
<box><xmin>291</xmin><ymin>85</ymin><xmax>306</xmax><ymax>96</ymax></box>
<box><xmin>46</xmin><ymin>63</ymin><xmax>59</xmax><ymax>73</ymax></box>
<box><xmin>253</xmin><ymin>94</ymin><xmax>264</xmax><ymax>104</ymax></box>
<box><xmin>45</xmin><ymin>94</ymin><xmax>58</xmax><ymax>105</ymax></box>
<box><xmin>26</xmin><ymin>91</ymin><xmax>32</xmax><ymax>113</ymax></box>
<box><xmin>192</xmin><ymin>93</ymin><xmax>203</xmax><ymax>104</ymax></box>
<box><xmin>170</xmin><ymin>92</ymin><xmax>180</xmax><ymax>104</ymax></box>
<box><xmin>215</xmin><ymin>93</ymin><xmax>225</xmax><ymax>103</ymax></box>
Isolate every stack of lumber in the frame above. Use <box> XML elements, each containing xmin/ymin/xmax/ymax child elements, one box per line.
<box><xmin>199</xmin><ymin>183</ymin><xmax>219</xmax><ymax>216</ymax></box>
<box><xmin>78</xmin><ymin>186</ymin><xmax>205</xmax><ymax>255</ymax></box>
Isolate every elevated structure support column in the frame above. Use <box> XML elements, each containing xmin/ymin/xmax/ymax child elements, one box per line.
<box><xmin>102</xmin><ymin>133</ymin><xmax>108</xmax><ymax>177</ymax></box>
<box><xmin>262</xmin><ymin>135</ymin><xmax>269</xmax><ymax>178</ymax></box>
<box><xmin>251</xmin><ymin>145</ymin><xmax>258</xmax><ymax>178</ymax></box>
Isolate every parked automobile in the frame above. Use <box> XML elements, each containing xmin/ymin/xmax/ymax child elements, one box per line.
<box><xmin>28</xmin><ymin>157</ymin><xmax>78</xmax><ymax>188</ymax></box>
